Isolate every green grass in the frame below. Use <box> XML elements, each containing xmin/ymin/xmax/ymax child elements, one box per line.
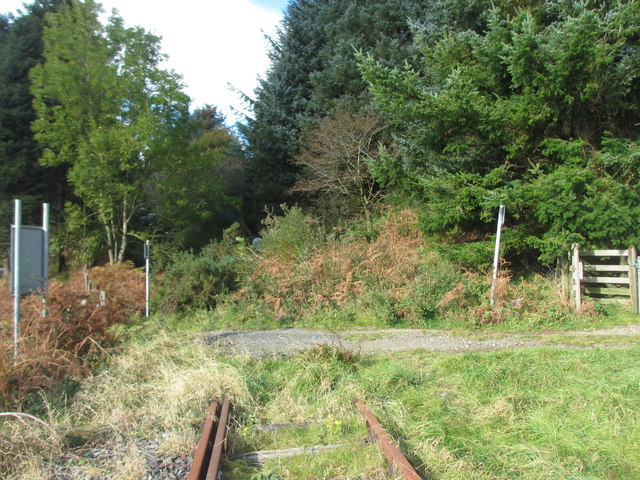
<box><xmin>6</xmin><ymin>316</ymin><xmax>640</xmax><ymax>479</ymax></box>
<box><xmin>221</xmin><ymin>346</ymin><xmax>640</xmax><ymax>479</ymax></box>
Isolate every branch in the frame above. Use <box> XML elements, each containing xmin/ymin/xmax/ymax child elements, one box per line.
<box><xmin>0</xmin><ymin>412</ymin><xmax>57</xmax><ymax>433</ymax></box>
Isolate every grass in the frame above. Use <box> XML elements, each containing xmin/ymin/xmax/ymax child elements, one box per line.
<box><xmin>3</xmin><ymin>324</ymin><xmax>640</xmax><ymax>479</ymax></box>
<box><xmin>225</xmin><ymin>346</ymin><xmax>640</xmax><ymax>479</ymax></box>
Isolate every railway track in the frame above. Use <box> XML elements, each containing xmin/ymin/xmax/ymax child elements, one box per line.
<box><xmin>186</xmin><ymin>396</ymin><xmax>422</xmax><ymax>480</ymax></box>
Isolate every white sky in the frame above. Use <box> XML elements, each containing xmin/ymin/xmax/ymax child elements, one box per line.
<box><xmin>4</xmin><ymin>1</ymin><xmax>287</xmax><ymax>124</ymax></box>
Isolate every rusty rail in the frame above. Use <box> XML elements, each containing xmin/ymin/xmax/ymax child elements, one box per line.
<box><xmin>187</xmin><ymin>396</ymin><xmax>230</xmax><ymax>480</ymax></box>
<box><xmin>206</xmin><ymin>395</ymin><xmax>230</xmax><ymax>479</ymax></box>
<box><xmin>355</xmin><ymin>399</ymin><xmax>422</xmax><ymax>480</ymax></box>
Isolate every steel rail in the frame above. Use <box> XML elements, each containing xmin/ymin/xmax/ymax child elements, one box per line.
<box><xmin>186</xmin><ymin>400</ymin><xmax>219</xmax><ymax>480</ymax></box>
<box><xmin>355</xmin><ymin>399</ymin><xmax>422</xmax><ymax>480</ymax></box>
<box><xmin>206</xmin><ymin>394</ymin><xmax>231</xmax><ymax>480</ymax></box>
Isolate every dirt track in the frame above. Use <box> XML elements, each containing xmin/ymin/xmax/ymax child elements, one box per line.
<box><xmin>204</xmin><ymin>324</ymin><xmax>640</xmax><ymax>357</ymax></box>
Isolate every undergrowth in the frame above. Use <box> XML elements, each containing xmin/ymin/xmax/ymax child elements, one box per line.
<box><xmin>171</xmin><ymin>206</ymin><xmax>615</xmax><ymax>331</ymax></box>
<box><xmin>0</xmin><ymin>264</ymin><xmax>145</xmax><ymax>411</ymax></box>
<box><xmin>3</xmin><ymin>326</ymin><xmax>639</xmax><ymax>478</ymax></box>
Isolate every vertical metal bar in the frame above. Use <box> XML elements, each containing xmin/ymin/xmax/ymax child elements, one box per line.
<box><xmin>13</xmin><ymin>199</ymin><xmax>21</xmax><ymax>365</ymax></box>
<box><xmin>490</xmin><ymin>204</ymin><xmax>506</xmax><ymax>306</ymax></box>
<box><xmin>145</xmin><ymin>241</ymin><xmax>150</xmax><ymax>318</ymax></box>
<box><xmin>42</xmin><ymin>203</ymin><xmax>49</xmax><ymax>318</ymax></box>
<box><xmin>42</xmin><ymin>203</ymin><xmax>49</xmax><ymax>294</ymax></box>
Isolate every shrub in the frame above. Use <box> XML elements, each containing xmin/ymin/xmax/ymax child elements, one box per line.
<box><xmin>154</xmin><ymin>240</ymin><xmax>237</xmax><ymax>313</ymax></box>
<box><xmin>259</xmin><ymin>206</ymin><xmax>320</xmax><ymax>261</ymax></box>
<box><xmin>0</xmin><ymin>265</ymin><xmax>144</xmax><ymax>410</ymax></box>
<box><xmin>236</xmin><ymin>208</ymin><xmax>467</xmax><ymax>326</ymax></box>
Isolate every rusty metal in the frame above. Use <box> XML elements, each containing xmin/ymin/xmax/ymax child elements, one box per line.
<box><xmin>186</xmin><ymin>400</ymin><xmax>219</xmax><ymax>480</ymax></box>
<box><xmin>355</xmin><ymin>399</ymin><xmax>422</xmax><ymax>480</ymax></box>
<box><xmin>206</xmin><ymin>394</ymin><xmax>231</xmax><ymax>480</ymax></box>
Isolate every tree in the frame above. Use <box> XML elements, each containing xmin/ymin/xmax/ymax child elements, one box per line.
<box><xmin>240</xmin><ymin>0</ymin><xmax>443</xmax><ymax>224</ymax></box>
<box><xmin>153</xmin><ymin>105</ymin><xmax>244</xmax><ymax>249</ymax></box>
<box><xmin>31</xmin><ymin>0</ymin><xmax>190</xmax><ymax>264</ymax></box>
<box><xmin>292</xmin><ymin>107</ymin><xmax>386</xmax><ymax>227</ymax></box>
<box><xmin>361</xmin><ymin>0</ymin><xmax>640</xmax><ymax>263</ymax></box>
<box><xmin>0</xmin><ymin>0</ymin><xmax>69</xmax><ymax>260</ymax></box>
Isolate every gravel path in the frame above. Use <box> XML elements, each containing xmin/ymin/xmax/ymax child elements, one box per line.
<box><xmin>204</xmin><ymin>324</ymin><xmax>640</xmax><ymax>357</ymax></box>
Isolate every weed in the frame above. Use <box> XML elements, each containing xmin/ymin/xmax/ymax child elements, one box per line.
<box><xmin>250</xmin><ymin>472</ymin><xmax>280</xmax><ymax>480</ymax></box>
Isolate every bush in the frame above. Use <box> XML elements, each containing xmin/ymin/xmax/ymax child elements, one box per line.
<box><xmin>154</xmin><ymin>240</ymin><xmax>237</xmax><ymax>313</ymax></box>
<box><xmin>259</xmin><ymin>206</ymin><xmax>320</xmax><ymax>261</ymax></box>
<box><xmin>0</xmin><ymin>265</ymin><xmax>144</xmax><ymax>410</ymax></box>
<box><xmin>236</xmin><ymin>208</ymin><xmax>467</xmax><ymax>326</ymax></box>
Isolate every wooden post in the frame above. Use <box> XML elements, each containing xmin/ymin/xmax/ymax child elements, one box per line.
<box><xmin>629</xmin><ymin>245</ymin><xmax>638</xmax><ymax>313</ymax></box>
<box><xmin>571</xmin><ymin>243</ymin><xmax>582</xmax><ymax>312</ymax></box>
<box><xmin>490</xmin><ymin>204</ymin><xmax>506</xmax><ymax>306</ymax></box>
<box><xmin>558</xmin><ymin>255</ymin><xmax>570</xmax><ymax>302</ymax></box>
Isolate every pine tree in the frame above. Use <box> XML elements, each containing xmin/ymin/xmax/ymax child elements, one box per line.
<box><xmin>0</xmin><ymin>0</ymin><xmax>68</xmax><ymax>259</ymax></box>
<box><xmin>240</xmin><ymin>0</ymin><xmax>439</xmax><ymax>225</ymax></box>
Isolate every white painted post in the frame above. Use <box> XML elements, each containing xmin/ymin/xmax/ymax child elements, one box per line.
<box><xmin>42</xmin><ymin>203</ymin><xmax>49</xmax><ymax>318</ymax></box>
<box><xmin>629</xmin><ymin>245</ymin><xmax>638</xmax><ymax>314</ymax></box>
<box><xmin>13</xmin><ymin>199</ymin><xmax>21</xmax><ymax>365</ymax></box>
<box><xmin>145</xmin><ymin>241</ymin><xmax>150</xmax><ymax>318</ymax></box>
<box><xmin>490</xmin><ymin>204</ymin><xmax>506</xmax><ymax>306</ymax></box>
<box><xmin>42</xmin><ymin>203</ymin><xmax>49</xmax><ymax>293</ymax></box>
<box><xmin>571</xmin><ymin>243</ymin><xmax>582</xmax><ymax>312</ymax></box>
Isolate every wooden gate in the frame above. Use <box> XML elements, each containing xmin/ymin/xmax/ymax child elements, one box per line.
<box><xmin>567</xmin><ymin>244</ymin><xmax>639</xmax><ymax>312</ymax></box>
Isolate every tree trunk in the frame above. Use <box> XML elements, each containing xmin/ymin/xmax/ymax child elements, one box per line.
<box><xmin>105</xmin><ymin>223</ymin><xmax>115</xmax><ymax>264</ymax></box>
<box><xmin>117</xmin><ymin>219</ymin><xmax>127</xmax><ymax>264</ymax></box>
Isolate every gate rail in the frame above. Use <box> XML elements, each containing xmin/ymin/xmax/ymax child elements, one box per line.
<box><xmin>567</xmin><ymin>244</ymin><xmax>639</xmax><ymax>313</ymax></box>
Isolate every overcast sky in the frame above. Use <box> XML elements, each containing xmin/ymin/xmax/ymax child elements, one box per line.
<box><xmin>4</xmin><ymin>0</ymin><xmax>289</xmax><ymax>124</ymax></box>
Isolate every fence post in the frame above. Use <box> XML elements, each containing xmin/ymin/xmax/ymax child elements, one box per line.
<box><xmin>558</xmin><ymin>254</ymin><xmax>570</xmax><ymax>302</ymax></box>
<box><xmin>490</xmin><ymin>204</ymin><xmax>506</xmax><ymax>306</ymax></box>
<box><xmin>571</xmin><ymin>243</ymin><xmax>582</xmax><ymax>312</ymax></box>
<box><xmin>629</xmin><ymin>245</ymin><xmax>638</xmax><ymax>313</ymax></box>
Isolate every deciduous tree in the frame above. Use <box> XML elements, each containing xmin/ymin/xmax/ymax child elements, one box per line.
<box><xmin>292</xmin><ymin>107</ymin><xmax>386</xmax><ymax>227</ymax></box>
<box><xmin>31</xmin><ymin>0</ymin><xmax>190</xmax><ymax>264</ymax></box>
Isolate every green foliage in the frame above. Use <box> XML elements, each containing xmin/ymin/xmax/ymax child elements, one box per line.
<box><xmin>31</xmin><ymin>0</ymin><xmax>191</xmax><ymax>263</ymax></box>
<box><xmin>258</xmin><ymin>206</ymin><xmax>320</xmax><ymax>262</ymax></box>
<box><xmin>241</xmin><ymin>0</ymin><xmax>446</xmax><ymax>222</ymax></box>
<box><xmin>51</xmin><ymin>201</ymin><xmax>102</xmax><ymax>267</ymax></box>
<box><xmin>435</xmin><ymin>240</ymin><xmax>495</xmax><ymax>270</ymax></box>
<box><xmin>0</xmin><ymin>0</ymin><xmax>69</xmax><ymax>257</ymax></box>
<box><xmin>154</xmin><ymin>240</ymin><xmax>238</xmax><ymax>313</ymax></box>
<box><xmin>361</xmin><ymin>0</ymin><xmax>640</xmax><ymax>263</ymax></box>
<box><xmin>155</xmin><ymin>106</ymin><xmax>243</xmax><ymax>249</ymax></box>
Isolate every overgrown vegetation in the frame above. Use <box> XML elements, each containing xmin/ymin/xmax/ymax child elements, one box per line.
<box><xmin>151</xmin><ymin>206</ymin><xmax>610</xmax><ymax>332</ymax></box>
<box><xmin>0</xmin><ymin>264</ymin><xmax>144</xmax><ymax>410</ymax></box>
<box><xmin>2</xmin><ymin>0</ymin><xmax>640</xmax><ymax>477</ymax></box>
<box><xmin>3</xmin><ymin>331</ymin><xmax>639</xmax><ymax>479</ymax></box>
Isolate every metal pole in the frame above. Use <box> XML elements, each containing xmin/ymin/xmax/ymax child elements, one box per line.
<box><xmin>42</xmin><ymin>203</ymin><xmax>49</xmax><ymax>293</ymax></box>
<box><xmin>13</xmin><ymin>199</ymin><xmax>21</xmax><ymax>365</ymax></box>
<box><xmin>42</xmin><ymin>203</ymin><xmax>49</xmax><ymax>318</ymax></box>
<box><xmin>145</xmin><ymin>241</ymin><xmax>150</xmax><ymax>317</ymax></box>
<box><xmin>490</xmin><ymin>204</ymin><xmax>506</xmax><ymax>306</ymax></box>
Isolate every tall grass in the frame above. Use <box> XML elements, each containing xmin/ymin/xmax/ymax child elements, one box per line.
<box><xmin>0</xmin><ymin>333</ymin><xmax>251</xmax><ymax>478</ymax></box>
<box><xmin>3</xmin><ymin>323</ymin><xmax>638</xmax><ymax>479</ymax></box>
<box><xmin>228</xmin><ymin>346</ymin><xmax>640</xmax><ymax>479</ymax></box>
